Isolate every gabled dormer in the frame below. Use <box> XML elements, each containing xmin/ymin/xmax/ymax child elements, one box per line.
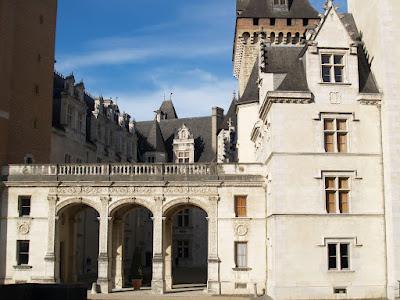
<box><xmin>173</xmin><ymin>124</ymin><xmax>195</xmax><ymax>164</ymax></box>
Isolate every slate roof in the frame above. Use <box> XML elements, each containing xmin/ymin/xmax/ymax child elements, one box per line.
<box><xmin>264</xmin><ymin>47</ymin><xmax>304</xmax><ymax>73</ymax></box>
<box><xmin>221</xmin><ymin>98</ymin><xmax>238</xmax><ymax>130</ymax></box>
<box><xmin>145</xmin><ymin>120</ymin><xmax>167</xmax><ymax>153</ymax></box>
<box><xmin>237</xmin><ymin>0</ymin><xmax>319</xmax><ymax>18</ymax></box>
<box><xmin>136</xmin><ymin>116</ymin><xmax>215</xmax><ymax>163</ymax></box>
<box><xmin>357</xmin><ymin>45</ymin><xmax>380</xmax><ymax>94</ymax></box>
<box><xmin>339</xmin><ymin>13</ymin><xmax>361</xmax><ymax>41</ymax></box>
<box><xmin>238</xmin><ymin>58</ymin><xmax>260</xmax><ymax>104</ymax></box>
<box><xmin>159</xmin><ymin>100</ymin><xmax>178</xmax><ymax>119</ymax></box>
<box><xmin>276</xmin><ymin>57</ymin><xmax>309</xmax><ymax>92</ymax></box>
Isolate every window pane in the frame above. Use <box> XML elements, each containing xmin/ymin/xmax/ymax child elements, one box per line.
<box><xmin>337</xmin><ymin>133</ymin><xmax>348</xmax><ymax>153</ymax></box>
<box><xmin>235</xmin><ymin>196</ymin><xmax>247</xmax><ymax>217</ymax></box>
<box><xmin>326</xmin><ymin>191</ymin><xmax>336</xmax><ymax>213</ymax></box>
<box><xmin>337</xmin><ymin>120</ymin><xmax>347</xmax><ymax>131</ymax></box>
<box><xmin>325</xmin><ymin>177</ymin><xmax>336</xmax><ymax>189</ymax></box>
<box><xmin>321</xmin><ymin>54</ymin><xmax>331</xmax><ymax>64</ymax></box>
<box><xmin>324</xmin><ymin>119</ymin><xmax>334</xmax><ymax>130</ymax></box>
<box><xmin>334</xmin><ymin>55</ymin><xmax>343</xmax><ymax>65</ymax></box>
<box><xmin>324</xmin><ymin>133</ymin><xmax>334</xmax><ymax>152</ymax></box>
<box><xmin>339</xmin><ymin>178</ymin><xmax>349</xmax><ymax>189</ymax></box>
<box><xmin>322</xmin><ymin>66</ymin><xmax>331</xmax><ymax>82</ymax></box>
<box><xmin>334</xmin><ymin>66</ymin><xmax>343</xmax><ymax>82</ymax></box>
<box><xmin>339</xmin><ymin>192</ymin><xmax>349</xmax><ymax>213</ymax></box>
<box><xmin>328</xmin><ymin>244</ymin><xmax>337</xmax><ymax>269</ymax></box>
<box><xmin>17</xmin><ymin>241</ymin><xmax>29</xmax><ymax>265</ymax></box>
<box><xmin>236</xmin><ymin>243</ymin><xmax>247</xmax><ymax>268</ymax></box>
<box><xmin>340</xmin><ymin>244</ymin><xmax>349</xmax><ymax>269</ymax></box>
<box><xmin>19</xmin><ymin>197</ymin><xmax>31</xmax><ymax>217</ymax></box>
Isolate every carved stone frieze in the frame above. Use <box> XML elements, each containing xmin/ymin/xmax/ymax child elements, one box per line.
<box><xmin>163</xmin><ymin>186</ymin><xmax>217</xmax><ymax>195</ymax></box>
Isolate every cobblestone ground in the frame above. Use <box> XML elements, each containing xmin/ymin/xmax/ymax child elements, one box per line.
<box><xmin>88</xmin><ymin>289</ymin><xmax>253</xmax><ymax>300</ymax></box>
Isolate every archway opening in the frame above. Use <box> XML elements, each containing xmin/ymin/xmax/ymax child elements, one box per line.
<box><xmin>110</xmin><ymin>204</ymin><xmax>154</xmax><ymax>290</ymax></box>
<box><xmin>164</xmin><ymin>205</ymin><xmax>208</xmax><ymax>289</ymax></box>
<box><xmin>56</xmin><ymin>204</ymin><xmax>99</xmax><ymax>288</ymax></box>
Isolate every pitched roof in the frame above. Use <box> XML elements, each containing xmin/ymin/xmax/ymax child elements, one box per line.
<box><xmin>221</xmin><ymin>98</ymin><xmax>238</xmax><ymax>130</ymax></box>
<box><xmin>238</xmin><ymin>58</ymin><xmax>260</xmax><ymax>104</ymax></box>
<box><xmin>264</xmin><ymin>47</ymin><xmax>304</xmax><ymax>73</ymax></box>
<box><xmin>276</xmin><ymin>57</ymin><xmax>309</xmax><ymax>91</ymax></box>
<box><xmin>339</xmin><ymin>13</ymin><xmax>360</xmax><ymax>41</ymax></box>
<box><xmin>145</xmin><ymin>120</ymin><xmax>167</xmax><ymax>153</ymax></box>
<box><xmin>136</xmin><ymin>116</ymin><xmax>215</xmax><ymax>163</ymax></box>
<box><xmin>238</xmin><ymin>0</ymin><xmax>319</xmax><ymax>18</ymax></box>
<box><xmin>357</xmin><ymin>45</ymin><xmax>380</xmax><ymax>94</ymax></box>
<box><xmin>159</xmin><ymin>100</ymin><xmax>178</xmax><ymax>119</ymax></box>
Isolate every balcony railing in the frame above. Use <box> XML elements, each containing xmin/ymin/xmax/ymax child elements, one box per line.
<box><xmin>2</xmin><ymin>163</ymin><xmax>264</xmax><ymax>181</ymax></box>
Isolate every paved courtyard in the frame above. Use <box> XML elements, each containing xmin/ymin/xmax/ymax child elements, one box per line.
<box><xmin>88</xmin><ymin>288</ymin><xmax>253</xmax><ymax>300</ymax></box>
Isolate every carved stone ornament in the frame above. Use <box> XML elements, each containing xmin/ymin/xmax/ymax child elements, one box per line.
<box><xmin>235</xmin><ymin>224</ymin><xmax>248</xmax><ymax>237</ymax></box>
<box><xmin>17</xmin><ymin>221</ymin><xmax>31</xmax><ymax>235</ymax></box>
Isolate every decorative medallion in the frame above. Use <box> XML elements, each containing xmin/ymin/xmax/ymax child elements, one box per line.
<box><xmin>17</xmin><ymin>221</ymin><xmax>31</xmax><ymax>235</ymax></box>
<box><xmin>235</xmin><ymin>224</ymin><xmax>248</xmax><ymax>237</ymax></box>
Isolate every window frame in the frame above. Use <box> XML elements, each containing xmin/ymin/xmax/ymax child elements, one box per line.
<box><xmin>177</xmin><ymin>151</ymin><xmax>190</xmax><ymax>164</ymax></box>
<box><xmin>177</xmin><ymin>209</ymin><xmax>190</xmax><ymax>227</ymax></box>
<box><xmin>235</xmin><ymin>241</ymin><xmax>248</xmax><ymax>268</ymax></box>
<box><xmin>18</xmin><ymin>196</ymin><xmax>31</xmax><ymax>217</ymax></box>
<box><xmin>177</xmin><ymin>240</ymin><xmax>190</xmax><ymax>259</ymax></box>
<box><xmin>322</xmin><ymin>115</ymin><xmax>350</xmax><ymax>153</ymax></box>
<box><xmin>327</xmin><ymin>242</ymin><xmax>351</xmax><ymax>271</ymax></box>
<box><xmin>320</xmin><ymin>52</ymin><xmax>347</xmax><ymax>84</ymax></box>
<box><xmin>17</xmin><ymin>240</ymin><xmax>30</xmax><ymax>266</ymax></box>
<box><xmin>234</xmin><ymin>195</ymin><xmax>247</xmax><ymax>217</ymax></box>
<box><xmin>324</xmin><ymin>175</ymin><xmax>351</xmax><ymax>214</ymax></box>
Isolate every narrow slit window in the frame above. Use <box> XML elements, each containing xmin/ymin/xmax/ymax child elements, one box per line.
<box><xmin>18</xmin><ymin>196</ymin><xmax>31</xmax><ymax>217</ymax></box>
<box><xmin>17</xmin><ymin>240</ymin><xmax>30</xmax><ymax>265</ymax></box>
<box><xmin>235</xmin><ymin>242</ymin><xmax>248</xmax><ymax>268</ymax></box>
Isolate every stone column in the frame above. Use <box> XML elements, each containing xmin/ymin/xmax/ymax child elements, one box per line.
<box><xmin>164</xmin><ymin>217</ymin><xmax>173</xmax><ymax>291</ymax></box>
<box><xmin>207</xmin><ymin>196</ymin><xmax>220</xmax><ymax>294</ymax></box>
<box><xmin>112</xmin><ymin>218</ymin><xmax>124</xmax><ymax>289</ymax></box>
<box><xmin>151</xmin><ymin>196</ymin><xmax>165</xmax><ymax>294</ymax></box>
<box><xmin>44</xmin><ymin>195</ymin><xmax>57</xmax><ymax>282</ymax></box>
<box><xmin>97</xmin><ymin>196</ymin><xmax>111</xmax><ymax>294</ymax></box>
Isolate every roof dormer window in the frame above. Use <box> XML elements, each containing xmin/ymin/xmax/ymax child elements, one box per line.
<box><xmin>274</xmin><ymin>0</ymin><xmax>287</xmax><ymax>6</ymax></box>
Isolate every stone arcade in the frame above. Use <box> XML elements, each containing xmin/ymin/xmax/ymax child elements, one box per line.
<box><xmin>1</xmin><ymin>164</ymin><xmax>266</xmax><ymax>295</ymax></box>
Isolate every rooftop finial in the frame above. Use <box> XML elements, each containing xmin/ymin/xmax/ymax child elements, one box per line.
<box><xmin>324</xmin><ymin>0</ymin><xmax>334</xmax><ymax>10</ymax></box>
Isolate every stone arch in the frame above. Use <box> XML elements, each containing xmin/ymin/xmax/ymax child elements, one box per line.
<box><xmin>56</xmin><ymin>197</ymin><xmax>101</xmax><ymax>216</ymax></box>
<box><xmin>162</xmin><ymin>196</ymin><xmax>210</xmax><ymax>217</ymax></box>
<box><xmin>108</xmin><ymin>197</ymin><xmax>156</xmax><ymax>217</ymax></box>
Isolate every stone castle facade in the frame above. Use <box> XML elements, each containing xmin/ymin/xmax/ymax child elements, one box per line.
<box><xmin>1</xmin><ymin>0</ymin><xmax>400</xmax><ymax>299</ymax></box>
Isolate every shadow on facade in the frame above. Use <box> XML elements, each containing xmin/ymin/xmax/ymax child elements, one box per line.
<box><xmin>0</xmin><ymin>188</ymin><xmax>8</xmax><ymax>283</ymax></box>
<box><xmin>56</xmin><ymin>204</ymin><xmax>99</xmax><ymax>288</ymax></box>
<box><xmin>164</xmin><ymin>205</ymin><xmax>208</xmax><ymax>288</ymax></box>
<box><xmin>110</xmin><ymin>204</ymin><xmax>153</xmax><ymax>289</ymax></box>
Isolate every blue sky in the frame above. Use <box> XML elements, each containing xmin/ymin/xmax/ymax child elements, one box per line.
<box><xmin>55</xmin><ymin>0</ymin><xmax>347</xmax><ymax>121</ymax></box>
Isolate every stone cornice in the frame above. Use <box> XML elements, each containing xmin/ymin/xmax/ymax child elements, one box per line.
<box><xmin>259</xmin><ymin>91</ymin><xmax>314</xmax><ymax>121</ymax></box>
<box><xmin>357</xmin><ymin>93</ymin><xmax>382</xmax><ymax>106</ymax></box>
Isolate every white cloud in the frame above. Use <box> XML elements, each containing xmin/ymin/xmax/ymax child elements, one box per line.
<box><xmin>57</xmin><ymin>43</ymin><xmax>230</xmax><ymax>71</ymax></box>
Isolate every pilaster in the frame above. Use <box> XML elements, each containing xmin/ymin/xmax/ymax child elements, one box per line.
<box><xmin>151</xmin><ymin>196</ymin><xmax>165</xmax><ymax>294</ymax></box>
<box><xmin>207</xmin><ymin>196</ymin><xmax>220</xmax><ymax>294</ymax></box>
<box><xmin>44</xmin><ymin>195</ymin><xmax>57</xmax><ymax>282</ymax></box>
<box><xmin>97</xmin><ymin>196</ymin><xmax>111</xmax><ymax>293</ymax></box>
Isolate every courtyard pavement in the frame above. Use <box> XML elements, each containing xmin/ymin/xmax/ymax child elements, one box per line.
<box><xmin>88</xmin><ymin>288</ymin><xmax>253</xmax><ymax>300</ymax></box>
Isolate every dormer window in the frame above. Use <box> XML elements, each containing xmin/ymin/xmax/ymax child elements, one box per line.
<box><xmin>173</xmin><ymin>124</ymin><xmax>195</xmax><ymax>164</ymax></box>
<box><xmin>274</xmin><ymin>0</ymin><xmax>287</xmax><ymax>5</ymax></box>
<box><xmin>321</xmin><ymin>54</ymin><xmax>345</xmax><ymax>83</ymax></box>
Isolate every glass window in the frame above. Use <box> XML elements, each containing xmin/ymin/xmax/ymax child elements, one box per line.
<box><xmin>235</xmin><ymin>242</ymin><xmax>248</xmax><ymax>268</ymax></box>
<box><xmin>18</xmin><ymin>196</ymin><xmax>31</xmax><ymax>217</ymax></box>
<box><xmin>235</xmin><ymin>196</ymin><xmax>247</xmax><ymax>217</ymax></box>
<box><xmin>324</xmin><ymin>118</ymin><xmax>348</xmax><ymax>153</ymax></box>
<box><xmin>17</xmin><ymin>240</ymin><xmax>30</xmax><ymax>265</ymax></box>
<box><xmin>321</xmin><ymin>54</ymin><xmax>345</xmax><ymax>83</ymax></box>
<box><xmin>177</xmin><ymin>240</ymin><xmax>189</xmax><ymax>258</ymax></box>
<box><xmin>328</xmin><ymin>243</ymin><xmax>350</xmax><ymax>270</ymax></box>
<box><xmin>177</xmin><ymin>209</ymin><xmax>190</xmax><ymax>227</ymax></box>
<box><xmin>325</xmin><ymin>177</ymin><xmax>350</xmax><ymax>214</ymax></box>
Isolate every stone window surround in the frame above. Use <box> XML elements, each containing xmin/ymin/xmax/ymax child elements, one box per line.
<box><xmin>318</xmin><ymin>237</ymin><xmax>362</xmax><ymax>273</ymax></box>
<box><xmin>315</xmin><ymin>112</ymin><xmax>357</xmax><ymax>154</ymax></box>
<box><xmin>318</xmin><ymin>49</ymin><xmax>350</xmax><ymax>85</ymax></box>
<box><xmin>315</xmin><ymin>170</ymin><xmax>362</xmax><ymax>215</ymax></box>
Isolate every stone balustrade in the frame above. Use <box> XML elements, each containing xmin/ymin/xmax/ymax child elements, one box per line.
<box><xmin>2</xmin><ymin>163</ymin><xmax>265</xmax><ymax>181</ymax></box>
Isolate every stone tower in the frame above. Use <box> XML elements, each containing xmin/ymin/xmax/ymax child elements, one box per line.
<box><xmin>0</xmin><ymin>0</ymin><xmax>57</xmax><ymax>166</ymax></box>
<box><xmin>233</xmin><ymin>0</ymin><xmax>320</xmax><ymax>96</ymax></box>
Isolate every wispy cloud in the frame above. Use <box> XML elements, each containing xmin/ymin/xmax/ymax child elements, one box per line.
<box><xmin>57</xmin><ymin>43</ymin><xmax>230</xmax><ymax>71</ymax></box>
